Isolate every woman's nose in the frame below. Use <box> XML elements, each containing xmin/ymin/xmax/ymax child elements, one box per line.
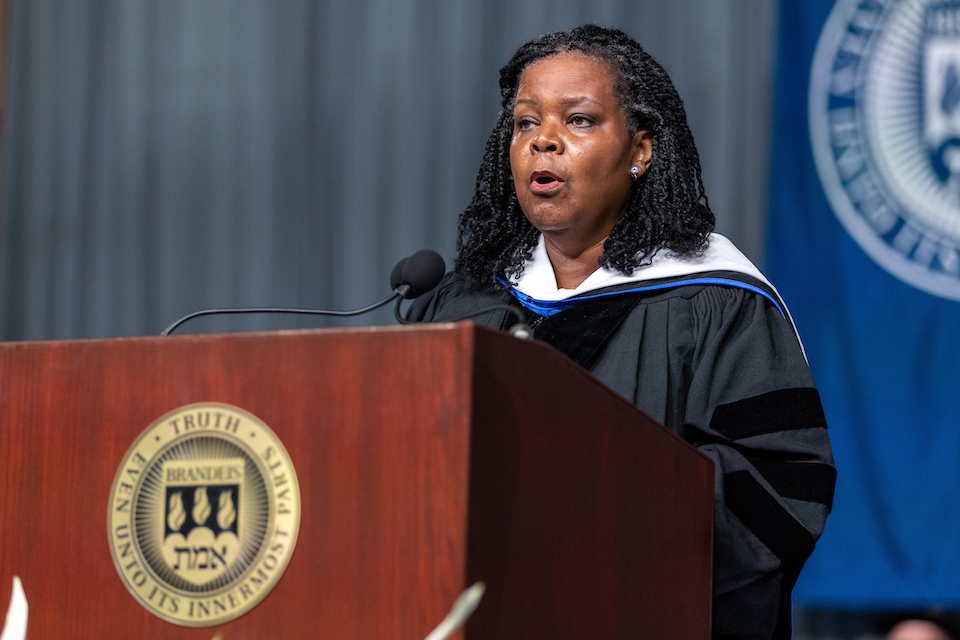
<box><xmin>531</xmin><ymin>123</ymin><xmax>563</xmax><ymax>153</ymax></box>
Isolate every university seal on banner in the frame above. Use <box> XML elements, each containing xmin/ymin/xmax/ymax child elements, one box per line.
<box><xmin>108</xmin><ymin>403</ymin><xmax>300</xmax><ymax>626</ymax></box>
<box><xmin>810</xmin><ymin>0</ymin><xmax>960</xmax><ymax>298</ymax></box>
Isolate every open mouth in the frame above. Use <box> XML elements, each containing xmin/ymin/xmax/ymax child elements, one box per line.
<box><xmin>529</xmin><ymin>171</ymin><xmax>563</xmax><ymax>194</ymax></box>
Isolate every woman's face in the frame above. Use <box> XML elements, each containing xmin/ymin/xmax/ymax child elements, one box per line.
<box><xmin>510</xmin><ymin>51</ymin><xmax>650</xmax><ymax>257</ymax></box>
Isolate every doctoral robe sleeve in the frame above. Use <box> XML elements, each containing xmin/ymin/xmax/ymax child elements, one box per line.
<box><xmin>405</xmin><ymin>273</ymin><xmax>513</xmax><ymax>325</ymax></box>
<box><xmin>682</xmin><ymin>285</ymin><xmax>835</xmax><ymax>640</ymax></box>
<box><xmin>404</xmin><ymin>273</ymin><xmax>452</xmax><ymax>322</ymax></box>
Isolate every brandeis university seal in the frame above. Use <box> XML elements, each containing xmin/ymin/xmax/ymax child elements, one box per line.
<box><xmin>108</xmin><ymin>403</ymin><xmax>300</xmax><ymax>626</ymax></box>
<box><xmin>811</xmin><ymin>0</ymin><xmax>960</xmax><ymax>299</ymax></box>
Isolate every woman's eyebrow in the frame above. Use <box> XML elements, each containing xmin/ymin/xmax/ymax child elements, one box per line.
<box><xmin>559</xmin><ymin>96</ymin><xmax>600</xmax><ymax>107</ymax></box>
<box><xmin>514</xmin><ymin>96</ymin><xmax>600</xmax><ymax>107</ymax></box>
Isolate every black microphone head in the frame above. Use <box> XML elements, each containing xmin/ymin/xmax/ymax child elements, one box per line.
<box><xmin>394</xmin><ymin>250</ymin><xmax>445</xmax><ymax>298</ymax></box>
<box><xmin>389</xmin><ymin>257</ymin><xmax>408</xmax><ymax>291</ymax></box>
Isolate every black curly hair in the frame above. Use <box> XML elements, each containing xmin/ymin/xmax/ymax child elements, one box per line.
<box><xmin>454</xmin><ymin>24</ymin><xmax>715</xmax><ymax>290</ymax></box>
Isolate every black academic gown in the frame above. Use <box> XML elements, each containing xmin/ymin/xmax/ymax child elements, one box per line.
<box><xmin>408</xmin><ymin>271</ymin><xmax>836</xmax><ymax>640</ymax></box>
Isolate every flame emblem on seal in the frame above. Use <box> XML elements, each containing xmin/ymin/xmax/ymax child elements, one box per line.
<box><xmin>167</xmin><ymin>492</ymin><xmax>186</xmax><ymax>531</ymax></box>
<box><xmin>192</xmin><ymin>487</ymin><xmax>212</xmax><ymax>526</ymax></box>
<box><xmin>217</xmin><ymin>491</ymin><xmax>237</xmax><ymax>530</ymax></box>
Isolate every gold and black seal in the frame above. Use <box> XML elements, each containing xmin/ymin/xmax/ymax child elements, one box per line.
<box><xmin>108</xmin><ymin>403</ymin><xmax>300</xmax><ymax>626</ymax></box>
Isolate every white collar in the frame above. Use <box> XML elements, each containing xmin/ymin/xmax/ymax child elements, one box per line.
<box><xmin>509</xmin><ymin>233</ymin><xmax>771</xmax><ymax>301</ymax></box>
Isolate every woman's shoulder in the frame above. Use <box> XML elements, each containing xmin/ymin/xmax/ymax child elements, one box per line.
<box><xmin>405</xmin><ymin>273</ymin><xmax>506</xmax><ymax>322</ymax></box>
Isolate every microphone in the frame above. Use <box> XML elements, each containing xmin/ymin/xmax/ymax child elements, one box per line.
<box><xmin>161</xmin><ymin>250</ymin><xmax>446</xmax><ymax>336</ymax></box>
<box><xmin>391</xmin><ymin>252</ymin><xmax>531</xmax><ymax>339</ymax></box>
<box><xmin>390</xmin><ymin>249</ymin><xmax>446</xmax><ymax>299</ymax></box>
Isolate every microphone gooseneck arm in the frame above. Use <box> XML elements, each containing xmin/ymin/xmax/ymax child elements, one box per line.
<box><xmin>447</xmin><ymin>304</ymin><xmax>526</xmax><ymax>326</ymax></box>
<box><xmin>456</xmin><ymin>304</ymin><xmax>532</xmax><ymax>339</ymax></box>
<box><xmin>160</xmin><ymin>249</ymin><xmax>530</xmax><ymax>339</ymax></box>
<box><xmin>395</xmin><ymin>298</ymin><xmax>532</xmax><ymax>339</ymax></box>
<box><xmin>161</xmin><ymin>250</ymin><xmax>445</xmax><ymax>336</ymax></box>
<box><xmin>161</xmin><ymin>292</ymin><xmax>402</xmax><ymax>336</ymax></box>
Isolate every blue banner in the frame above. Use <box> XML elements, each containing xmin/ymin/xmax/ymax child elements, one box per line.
<box><xmin>769</xmin><ymin>0</ymin><xmax>960</xmax><ymax>607</ymax></box>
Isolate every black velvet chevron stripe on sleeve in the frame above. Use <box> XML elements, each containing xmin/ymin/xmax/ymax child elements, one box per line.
<box><xmin>710</xmin><ymin>388</ymin><xmax>827</xmax><ymax>440</ymax></box>
<box><xmin>723</xmin><ymin>470</ymin><xmax>816</xmax><ymax>571</ymax></box>
<box><xmin>744</xmin><ymin>455</ymin><xmax>837</xmax><ymax>510</ymax></box>
<box><xmin>530</xmin><ymin>293</ymin><xmax>643</xmax><ymax>369</ymax></box>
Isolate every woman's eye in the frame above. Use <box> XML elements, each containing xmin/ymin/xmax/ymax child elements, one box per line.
<box><xmin>516</xmin><ymin>118</ymin><xmax>536</xmax><ymax>131</ymax></box>
<box><xmin>570</xmin><ymin>115</ymin><xmax>594</xmax><ymax>127</ymax></box>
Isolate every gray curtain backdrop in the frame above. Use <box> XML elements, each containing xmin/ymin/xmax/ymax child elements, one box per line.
<box><xmin>0</xmin><ymin>0</ymin><xmax>777</xmax><ymax>340</ymax></box>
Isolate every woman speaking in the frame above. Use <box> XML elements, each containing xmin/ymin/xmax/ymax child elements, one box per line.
<box><xmin>409</xmin><ymin>24</ymin><xmax>834</xmax><ymax>640</ymax></box>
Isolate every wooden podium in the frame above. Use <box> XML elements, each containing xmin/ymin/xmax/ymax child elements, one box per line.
<box><xmin>0</xmin><ymin>323</ymin><xmax>713</xmax><ymax>639</ymax></box>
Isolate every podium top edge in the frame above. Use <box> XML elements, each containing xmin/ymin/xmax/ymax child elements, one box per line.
<box><xmin>0</xmin><ymin>321</ymin><xmax>505</xmax><ymax>349</ymax></box>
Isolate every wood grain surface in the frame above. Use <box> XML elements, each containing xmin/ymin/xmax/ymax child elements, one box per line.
<box><xmin>0</xmin><ymin>323</ymin><xmax>712</xmax><ymax>639</ymax></box>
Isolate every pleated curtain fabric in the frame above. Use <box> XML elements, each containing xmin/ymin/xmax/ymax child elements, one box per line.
<box><xmin>0</xmin><ymin>0</ymin><xmax>776</xmax><ymax>340</ymax></box>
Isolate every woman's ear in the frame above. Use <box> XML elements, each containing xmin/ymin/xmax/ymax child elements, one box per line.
<box><xmin>631</xmin><ymin>130</ymin><xmax>654</xmax><ymax>176</ymax></box>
